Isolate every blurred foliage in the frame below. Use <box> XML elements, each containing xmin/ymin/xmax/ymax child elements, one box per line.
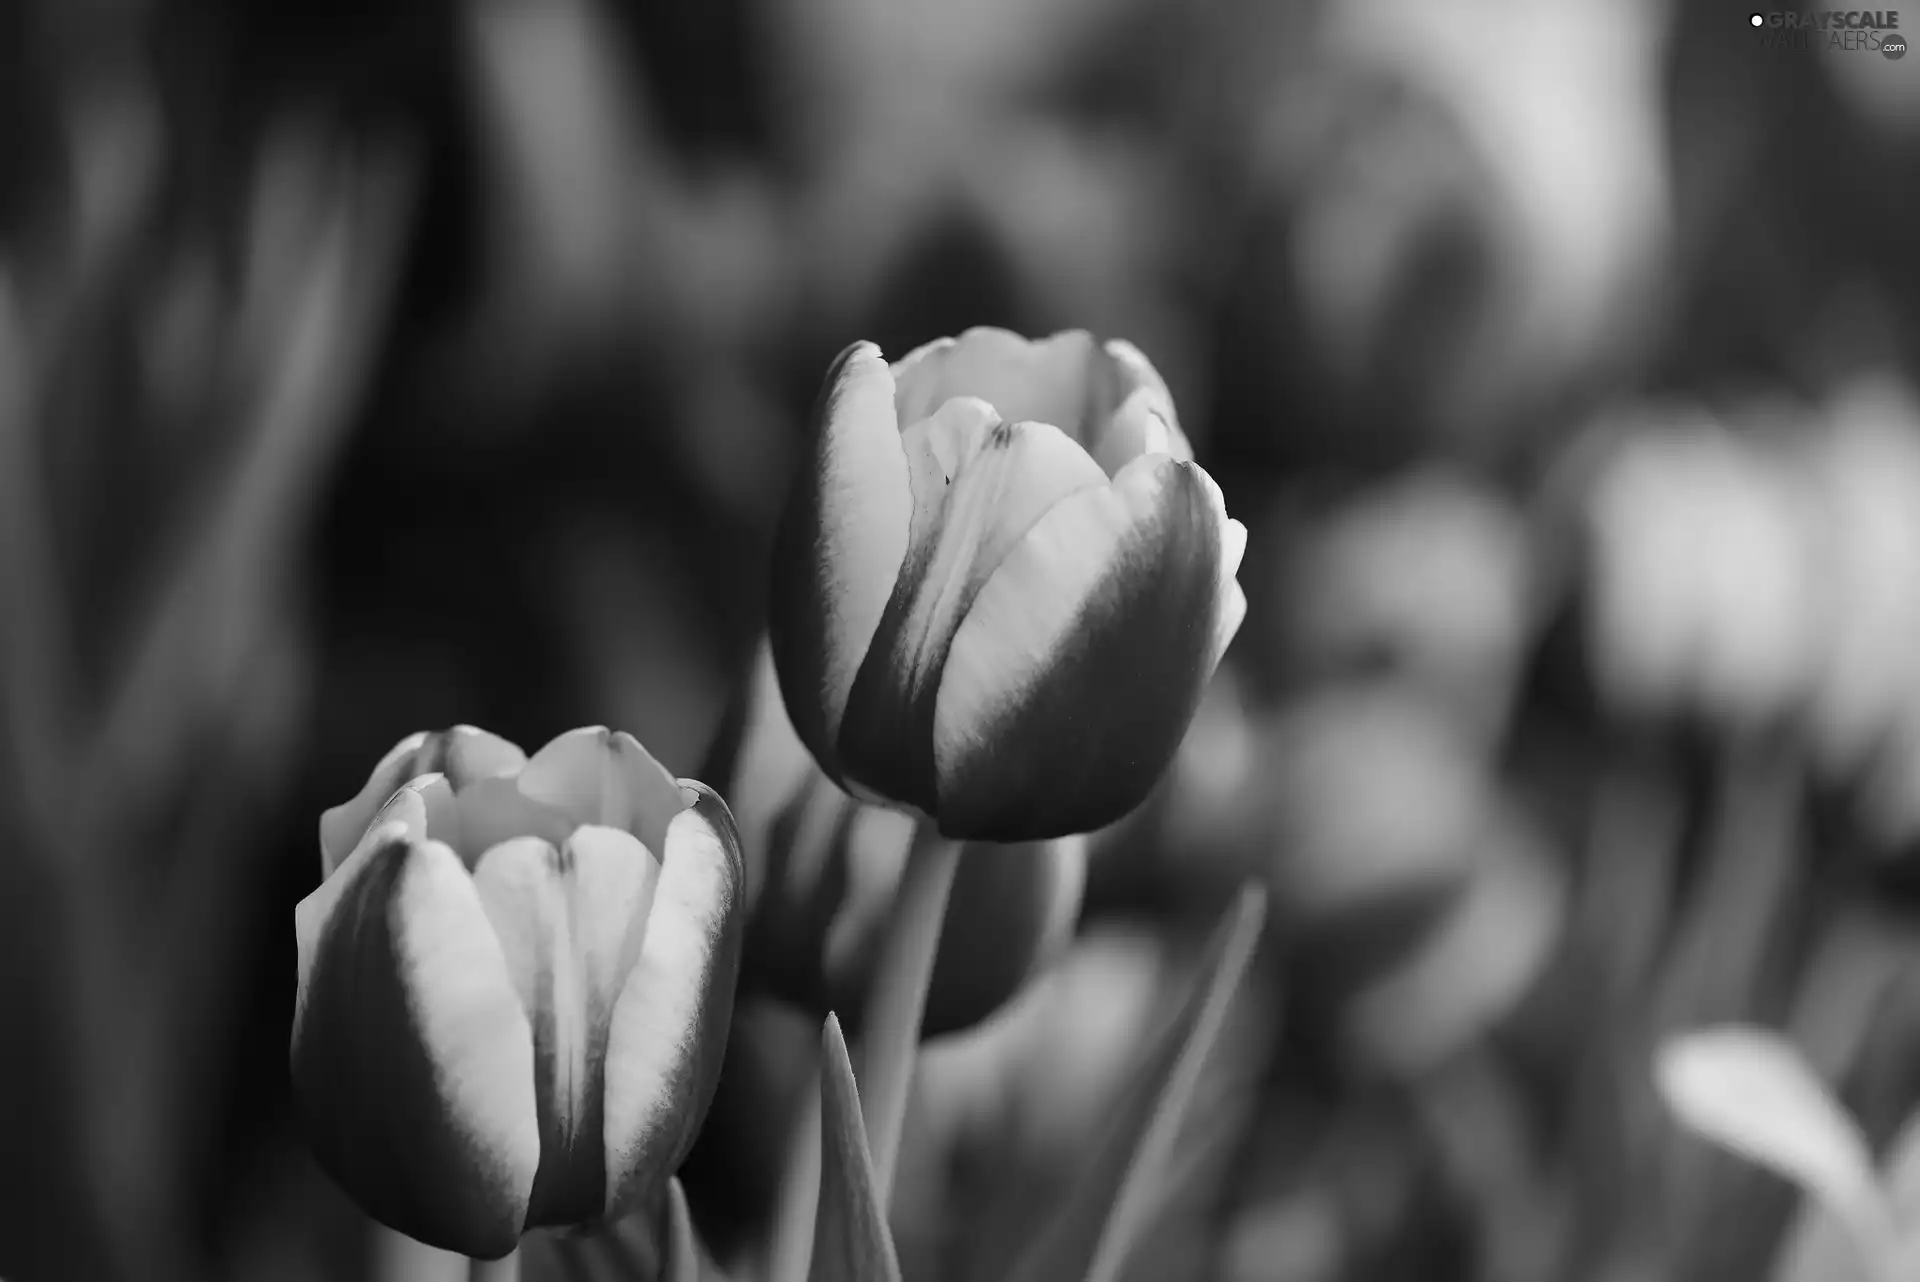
<box><xmin>2</xmin><ymin>0</ymin><xmax>1919</xmax><ymax>1279</ymax></box>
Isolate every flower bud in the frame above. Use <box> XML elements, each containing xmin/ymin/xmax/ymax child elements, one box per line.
<box><xmin>730</xmin><ymin>641</ymin><xmax>1085</xmax><ymax>1038</ymax></box>
<box><xmin>769</xmin><ymin>326</ymin><xmax>1246</xmax><ymax>842</ymax></box>
<box><xmin>292</xmin><ymin>726</ymin><xmax>745</xmax><ymax>1258</ymax></box>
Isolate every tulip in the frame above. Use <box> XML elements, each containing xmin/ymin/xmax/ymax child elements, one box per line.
<box><xmin>729</xmin><ymin>640</ymin><xmax>1086</xmax><ymax>1038</ymax></box>
<box><xmin>292</xmin><ymin>726</ymin><xmax>746</xmax><ymax>1259</ymax></box>
<box><xmin>769</xmin><ymin>326</ymin><xmax>1247</xmax><ymax>842</ymax></box>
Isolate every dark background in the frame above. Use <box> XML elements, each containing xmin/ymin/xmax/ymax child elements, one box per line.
<box><xmin>2</xmin><ymin>0</ymin><xmax>1919</xmax><ymax>1279</ymax></box>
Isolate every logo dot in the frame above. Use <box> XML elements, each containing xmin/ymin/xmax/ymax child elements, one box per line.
<box><xmin>1885</xmin><ymin>33</ymin><xmax>1908</xmax><ymax>58</ymax></box>
<box><xmin>1749</xmin><ymin>11</ymin><xmax>1764</xmax><ymax>25</ymax></box>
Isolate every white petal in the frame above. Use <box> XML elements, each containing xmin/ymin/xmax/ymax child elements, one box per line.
<box><xmin>451</xmin><ymin>776</ymin><xmax>578</xmax><ymax>868</ymax></box>
<box><xmin>319</xmin><ymin>728</ymin><xmax>529</xmax><ymax>876</ymax></box>
<box><xmin>891</xmin><ymin>327</ymin><xmax>1099</xmax><ymax>441</ymax></box>
<box><xmin>470</xmin><ymin>826</ymin><xmax>663</xmax><ymax>1227</ymax></box>
<box><xmin>517</xmin><ymin>726</ymin><xmax>688</xmax><ymax>858</ymax></box>
<box><xmin>768</xmin><ymin>342</ymin><xmax>913</xmax><ymax>770</ymax></box>
<box><xmin>291</xmin><ymin>835</ymin><xmax>539</xmax><ymax>1256</ymax></box>
<box><xmin>602</xmin><ymin>784</ymin><xmax>745</xmax><ymax>1214</ymax></box>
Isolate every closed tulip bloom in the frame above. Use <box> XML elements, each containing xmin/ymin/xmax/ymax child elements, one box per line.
<box><xmin>770</xmin><ymin>326</ymin><xmax>1247</xmax><ymax>842</ymax></box>
<box><xmin>292</xmin><ymin>726</ymin><xmax>745</xmax><ymax>1259</ymax></box>
<box><xmin>729</xmin><ymin>640</ymin><xmax>1086</xmax><ymax>1037</ymax></box>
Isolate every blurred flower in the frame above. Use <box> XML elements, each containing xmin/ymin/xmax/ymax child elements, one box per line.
<box><xmin>1302</xmin><ymin>0</ymin><xmax>1673</xmax><ymax>445</ymax></box>
<box><xmin>1268</xmin><ymin>683</ymin><xmax>1566</xmax><ymax>1074</ymax></box>
<box><xmin>1583</xmin><ymin>413</ymin><xmax>1821</xmax><ymax>729</ymax></box>
<box><xmin>769</xmin><ymin>326</ymin><xmax>1247</xmax><ymax>841</ymax></box>
<box><xmin>1290</xmin><ymin>471</ymin><xmax>1534</xmax><ymax>741</ymax></box>
<box><xmin>730</xmin><ymin>640</ymin><xmax>1086</xmax><ymax>1038</ymax></box>
<box><xmin>1269</xmin><ymin>686</ymin><xmax>1486</xmax><ymax>919</ymax></box>
<box><xmin>292</xmin><ymin>726</ymin><xmax>745</xmax><ymax>1258</ymax></box>
<box><xmin>1802</xmin><ymin>379</ymin><xmax>1920</xmax><ymax>781</ymax></box>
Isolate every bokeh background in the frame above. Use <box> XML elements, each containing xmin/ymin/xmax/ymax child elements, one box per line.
<box><xmin>3</xmin><ymin>0</ymin><xmax>1919</xmax><ymax>1279</ymax></box>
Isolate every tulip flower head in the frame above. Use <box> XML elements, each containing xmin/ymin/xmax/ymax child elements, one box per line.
<box><xmin>292</xmin><ymin>726</ymin><xmax>745</xmax><ymax>1259</ymax></box>
<box><xmin>770</xmin><ymin>326</ymin><xmax>1247</xmax><ymax>842</ymax></box>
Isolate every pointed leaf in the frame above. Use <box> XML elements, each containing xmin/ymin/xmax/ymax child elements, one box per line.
<box><xmin>811</xmin><ymin>1016</ymin><xmax>903</xmax><ymax>1282</ymax></box>
<box><xmin>1656</xmin><ymin>1025</ymin><xmax>1891</xmax><ymax>1247</ymax></box>
<box><xmin>1006</xmin><ymin>882</ymin><xmax>1268</xmax><ymax>1282</ymax></box>
<box><xmin>661</xmin><ymin>1178</ymin><xmax>710</xmax><ymax>1282</ymax></box>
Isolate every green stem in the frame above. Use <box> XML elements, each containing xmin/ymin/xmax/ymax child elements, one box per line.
<box><xmin>469</xmin><ymin>1249</ymin><xmax>521</xmax><ymax>1282</ymax></box>
<box><xmin>853</xmin><ymin>829</ymin><xmax>963</xmax><ymax>1204</ymax></box>
<box><xmin>370</xmin><ymin>1226</ymin><xmax>471</xmax><ymax>1282</ymax></box>
<box><xmin>766</xmin><ymin>1049</ymin><xmax>824</xmax><ymax>1282</ymax></box>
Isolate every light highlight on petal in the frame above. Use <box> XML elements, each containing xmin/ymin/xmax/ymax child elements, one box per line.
<box><xmin>319</xmin><ymin>727</ymin><xmax>529</xmax><ymax>876</ymax></box>
<box><xmin>602</xmin><ymin>783</ymin><xmax>746</xmax><ymax>1216</ymax></box>
<box><xmin>291</xmin><ymin>836</ymin><xmax>540</xmax><ymax>1258</ymax></box>
<box><xmin>932</xmin><ymin>455</ymin><xmax>1228</xmax><ymax>840</ymax></box>
<box><xmin>770</xmin><ymin>342</ymin><xmax>915</xmax><ymax>780</ymax></box>
<box><xmin>837</xmin><ymin>404</ymin><xmax>1108</xmax><ymax>812</ymax></box>
<box><xmin>517</xmin><ymin>726</ymin><xmax>687</xmax><ymax>860</ymax></box>
<box><xmin>470</xmin><ymin>827</ymin><xmax>663</xmax><ymax>1228</ymax></box>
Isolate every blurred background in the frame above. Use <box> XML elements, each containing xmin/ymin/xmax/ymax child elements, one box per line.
<box><xmin>2</xmin><ymin>0</ymin><xmax>1918</xmax><ymax>1279</ymax></box>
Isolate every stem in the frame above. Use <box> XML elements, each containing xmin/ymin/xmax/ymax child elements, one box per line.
<box><xmin>469</xmin><ymin>1249</ymin><xmax>521</xmax><ymax>1282</ymax></box>
<box><xmin>766</xmin><ymin>1049</ymin><xmax>824</xmax><ymax>1282</ymax></box>
<box><xmin>371</xmin><ymin>1227</ymin><xmax>470</xmax><ymax>1282</ymax></box>
<box><xmin>853</xmin><ymin>829</ymin><xmax>963</xmax><ymax>1205</ymax></box>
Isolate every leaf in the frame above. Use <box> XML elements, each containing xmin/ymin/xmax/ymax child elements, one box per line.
<box><xmin>1655</xmin><ymin>1025</ymin><xmax>1890</xmax><ymax>1249</ymax></box>
<box><xmin>1005</xmin><ymin>882</ymin><xmax>1268</xmax><ymax>1282</ymax></box>
<box><xmin>661</xmin><ymin>1178</ymin><xmax>709</xmax><ymax>1282</ymax></box>
<box><xmin>810</xmin><ymin>1015</ymin><xmax>903</xmax><ymax>1282</ymax></box>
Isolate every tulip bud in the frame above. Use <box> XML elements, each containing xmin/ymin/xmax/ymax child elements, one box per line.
<box><xmin>292</xmin><ymin>726</ymin><xmax>745</xmax><ymax>1259</ymax></box>
<box><xmin>769</xmin><ymin>326</ymin><xmax>1247</xmax><ymax>842</ymax></box>
<box><xmin>1585</xmin><ymin>416</ymin><xmax>1820</xmax><ymax>729</ymax></box>
<box><xmin>731</xmin><ymin>640</ymin><xmax>1085</xmax><ymax>1038</ymax></box>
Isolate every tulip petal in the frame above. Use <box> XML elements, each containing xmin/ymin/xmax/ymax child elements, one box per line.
<box><xmin>1213</xmin><ymin>515</ymin><xmax>1249</xmax><ymax>666</ymax></box>
<box><xmin>320</xmin><ymin>727</ymin><xmax>529</xmax><ymax>876</ymax></box>
<box><xmin>891</xmin><ymin>328</ymin><xmax>1100</xmax><ymax>439</ymax></box>
<box><xmin>837</xmin><ymin>403</ymin><xmax>1109</xmax><ymax>812</ymax></box>
<box><xmin>470</xmin><ymin>826</ymin><xmax>663</xmax><ymax>1229</ymax></box>
<box><xmin>1087</xmin><ymin>339</ymin><xmax>1193</xmax><ymax>476</ymax></box>
<box><xmin>518</xmin><ymin>727</ymin><xmax>689</xmax><ymax>860</ymax></box>
<box><xmin>292</xmin><ymin>833</ymin><xmax>539</xmax><ymax>1258</ymax></box>
<box><xmin>769</xmin><ymin>342</ymin><xmax>913</xmax><ymax>782</ymax></box>
<box><xmin>602</xmin><ymin>782</ymin><xmax>746</xmax><ymax>1217</ymax></box>
<box><xmin>931</xmin><ymin>455</ymin><xmax>1230</xmax><ymax>841</ymax></box>
<box><xmin>452</xmin><ymin>776</ymin><xmax>579</xmax><ymax>868</ymax></box>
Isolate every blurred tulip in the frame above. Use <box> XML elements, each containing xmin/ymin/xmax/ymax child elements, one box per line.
<box><xmin>1584</xmin><ymin>415</ymin><xmax>1820</xmax><ymax>729</ymax></box>
<box><xmin>769</xmin><ymin>326</ymin><xmax>1246</xmax><ymax>842</ymax></box>
<box><xmin>731</xmin><ymin>640</ymin><xmax>1086</xmax><ymax>1039</ymax></box>
<box><xmin>1304</xmin><ymin>0</ymin><xmax>1673</xmax><ymax>446</ymax></box>
<box><xmin>1269</xmin><ymin>685</ymin><xmax>1487</xmax><ymax>918</ymax></box>
<box><xmin>1292</xmin><ymin>471</ymin><xmax>1533</xmax><ymax>740</ymax></box>
<box><xmin>1801</xmin><ymin>380</ymin><xmax>1920</xmax><ymax>781</ymax></box>
<box><xmin>293</xmin><ymin>727</ymin><xmax>745</xmax><ymax>1258</ymax></box>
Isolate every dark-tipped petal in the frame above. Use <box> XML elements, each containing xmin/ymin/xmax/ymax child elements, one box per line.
<box><xmin>836</xmin><ymin>405</ymin><xmax>1107</xmax><ymax>813</ymax></box>
<box><xmin>601</xmin><ymin>781</ymin><xmax>746</xmax><ymax>1218</ymax></box>
<box><xmin>291</xmin><ymin>834</ymin><xmax>539</xmax><ymax>1258</ymax></box>
<box><xmin>769</xmin><ymin>342</ymin><xmax>914</xmax><ymax>784</ymax></box>
<box><xmin>931</xmin><ymin>455</ymin><xmax>1231</xmax><ymax>841</ymax></box>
